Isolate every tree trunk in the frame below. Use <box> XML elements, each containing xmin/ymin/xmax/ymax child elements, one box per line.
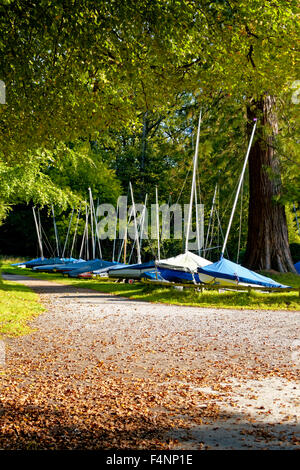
<box><xmin>244</xmin><ymin>94</ymin><xmax>296</xmax><ymax>273</ymax></box>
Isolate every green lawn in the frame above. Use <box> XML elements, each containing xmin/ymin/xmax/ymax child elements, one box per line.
<box><xmin>1</xmin><ymin>257</ymin><xmax>299</xmax><ymax>312</ymax></box>
<box><xmin>0</xmin><ymin>279</ymin><xmax>45</xmax><ymax>338</ymax></box>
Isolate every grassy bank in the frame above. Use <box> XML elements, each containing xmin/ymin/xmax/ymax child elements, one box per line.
<box><xmin>0</xmin><ymin>280</ymin><xmax>45</xmax><ymax>338</ymax></box>
<box><xmin>1</xmin><ymin>257</ymin><xmax>300</xmax><ymax>311</ymax></box>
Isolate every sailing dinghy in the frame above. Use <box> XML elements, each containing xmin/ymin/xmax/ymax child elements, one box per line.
<box><xmin>197</xmin><ymin>257</ymin><xmax>288</xmax><ymax>288</ymax></box>
<box><xmin>156</xmin><ymin>251</ymin><xmax>212</xmax><ymax>283</ymax></box>
<box><xmin>153</xmin><ymin>110</ymin><xmax>211</xmax><ymax>284</ymax></box>
<box><xmin>197</xmin><ymin>119</ymin><xmax>289</xmax><ymax>289</ymax></box>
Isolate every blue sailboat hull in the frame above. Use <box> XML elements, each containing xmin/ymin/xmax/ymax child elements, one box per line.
<box><xmin>158</xmin><ymin>267</ymin><xmax>201</xmax><ymax>284</ymax></box>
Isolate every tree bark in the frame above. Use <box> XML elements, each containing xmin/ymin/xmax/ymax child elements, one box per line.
<box><xmin>244</xmin><ymin>94</ymin><xmax>296</xmax><ymax>273</ymax></box>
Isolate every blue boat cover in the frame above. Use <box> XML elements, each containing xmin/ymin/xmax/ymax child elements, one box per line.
<box><xmin>33</xmin><ymin>258</ymin><xmax>85</xmax><ymax>272</ymax></box>
<box><xmin>158</xmin><ymin>267</ymin><xmax>201</xmax><ymax>284</ymax></box>
<box><xmin>31</xmin><ymin>258</ymin><xmax>79</xmax><ymax>271</ymax></box>
<box><xmin>68</xmin><ymin>259</ymin><xmax>119</xmax><ymax>277</ymax></box>
<box><xmin>197</xmin><ymin>257</ymin><xmax>289</xmax><ymax>288</ymax></box>
<box><xmin>141</xmin><ymin>270</ymin><xmax>168</xmax><ymax>282</ymax></box>
<box><xmin>93</xmin><ymin>263</ymin><xmax>126</xmax><ymax>274</ymax></box>
<box><xmin>294</xmin><ymin>261</ymin><xmax>300</xmax><ymax>274</ymax></box>
<box><xmin>24</xmin><ymin>257</ymin><xmax>76</xmax><ymax>268</ymax></box>
<box><xmin>11</xmin><ymin>257</ymin><xmax>47</xmax><ymax>266</ymax></box>
<box><xmin>110</xmin><ymin>261</ymin><xmax>155</xmax><ymax>272</ymax></box>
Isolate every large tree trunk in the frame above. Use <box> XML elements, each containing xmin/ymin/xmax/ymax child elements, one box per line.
<box><xmin>244</xmin><ymin>94</ymin><xmax>296</xmax><ymax>273</ymax></box>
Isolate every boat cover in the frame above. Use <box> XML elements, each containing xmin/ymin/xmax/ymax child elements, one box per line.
<box><xmin>107</xmin><ymin>261</ymin><xmax>155</xmax><ymax>279</ymax></box>
<box><xmin>197</xmin><ymin>257</ymin><xmax>289</xmax><ymax>288</ymax></box>
<box><xmin>32</xmin><ymin>259</ymin><xmax>83</xmax><ymax>272</ymax></box>
<box><xmin>157</xmin><ymin>251</ymin><xmax>212</xmax><ymax>272</ymax></box>
<box><xmin>24</xmin><ymin>257</ymin><xmax>77</xmax><ymax>268</ymax></box>
<box><xmin>68</xmin><ymin>259</ymin><xmax>118</xmax><ymax>277</ymax></box>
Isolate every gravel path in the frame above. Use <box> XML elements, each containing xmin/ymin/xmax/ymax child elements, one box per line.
<box><xmin>1</xmin><ymin>274</ymin><xmax>299</xmax><ymax>450</ymax></box>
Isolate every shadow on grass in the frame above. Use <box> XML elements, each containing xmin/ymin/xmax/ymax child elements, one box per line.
<box><xmin>0</xmin><ymin>280</ymin><xmax>38</xmax><ymax>294</ymax></box>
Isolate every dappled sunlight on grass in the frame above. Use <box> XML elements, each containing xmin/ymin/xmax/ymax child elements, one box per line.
<box><xmin>1</xmin><ymin>259</ymin><xmax>299</xmax><ymax>311</ymax></box>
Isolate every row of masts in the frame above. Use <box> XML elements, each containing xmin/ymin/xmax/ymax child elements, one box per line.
<box><xmin>32</xmin><ymin>113</ymin><xmax>258</xmax><ymax>265</ymax></box>
<box><xmin>32</xmin><ymin>182</ymin><xmax>224</xmax><ymax>264</ymax></box>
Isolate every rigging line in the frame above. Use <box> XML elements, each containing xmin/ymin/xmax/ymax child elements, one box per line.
<box><xmin>140</xmin><ymin>205</ymin><xmax>157</xmax><ymax>260</ymax></box>
<box><xmin>85</xmin><ymin>204</ymin><xmax>89</xmax><ymax>260</ymax></box>
<box><xmin>221</xmin><ymin>119</ymin><xmax>257</xmax><ymax>257</ymax></box>
<box><xmin>194</xmin><ymin>179</ymin><xmax>201</xmax><ymax>256</ymax></box>
<box><xmin>62</xmin><ymin>207</ymin><xmax>74</xmax><ymax>258</ymax></box>
<box><xmin>204</xmin><ymin>245</ymin><xmax>222</xmax><ymax>252</ymax></box>
<box><xmin>128</xmin><ymin>211</ymin><xmax>146</xmax><ymax>264</ymax></box>
<box><xmin>204</xmin><ymin>184</ymin><xmax>218</xmax><ymax>253</ymax></box>
<box><xmin>208</xmin><ymin>206</ymin><xmax>217</xmax><ymax>253</ymax></box>
<box><xmin>37</xmin><ymin>208</ymin><xmax>44</xmax><ymax>259</ymax></box>
<box><xmin>88</xmin><ymin>188</ymin><xmax>100</xmax><ymax>259</ymax></box>
<box><xmin>215</xmin><ymin>207</ymin><xmax>229</xmax><ymax>259</ymax></box>
<box><xmin>93</xmin><ymin>200</ymin><xmax>102</xmax><ymax>259</ymax></box>
<box><xmin>186</xmin><ymin>109</ymin><xmax>202</xmax><ymax>253</ymax></box>
<box><xmin>40</xmin><ymin>225</ymin><xmax>55</xmax><ymax>258</ymax></box>
<box><xmin>88</xmin><ymin>189</ymin><xmax>95</xmax><ymax>259</ymax></box>
<box><xmin>116</xmin><ymin>183</ymin><xmax>132</xmax><ymax>263</ymax></box>
<box><xmin>169</xmin><ymin>158</ymin><xmax>194</xmax><ymax>225</ymax></box>
<box><xmin>112</xmin><ymin>198</ymin><xmax>119</xmax><ymax>262</ymax></box>
<box><xmin>129</xmin><ymin>182</ymin><xmax>141</xmax><ymax>264</ymax></box>
<box><xmin>236</xmin><ymin>179</ymin><xmax>244</xmax><ymax>264</ymax></box>
<box><xmin>94</xmin><ymin>198</ymin><xmax>99</xmax><ymax>248</ymax></box>
<box><xmin>217</xmin><ymin>185</ymin><xmax>220</xmax><ymax>250</ymax></box>
<box><xmin>219</xmin><ymin>177</ymin><xmax>240</xmax><ymax>225</ymax></box>
<box><xmin>147</xmin><ymin>235</ymin><xmax>158</xmax><ymax>259</ymax></box>
<box><xmin>79</xmin><ymin>203</ymin><xmax>88</xmax><ymax>260</ymax></box>
<box><xmin>70</xmin><ymin>204</ymin><xmax>81</xmax><ymax>259</ymax></box>
<box><xmin>155</xmin><ymin>186</ymin><xmax>160</xmax><ymax>261</ymax></box>
<box><xmin>139</xmin><ymin>194</ymin><xmax>148</xmax><ymax>253</ymax></box>
<box><xmin>32</xmin><ymin>207</ymin><xmax>44</xmax><ymax>259</ymax></box>
<box><xmin>51</xmin><ymin>205</ymin><xmax>61</xmax><ymax>257</ymax></box>
<box><xmin>117</xmin><ymin>205</ymin><xmax>134</xmax><ymax>263</ymax></box>
<box><xmin>196</xmin><ymin>165</ymin><xmax>202</xmax><ymax>206</ymax></box>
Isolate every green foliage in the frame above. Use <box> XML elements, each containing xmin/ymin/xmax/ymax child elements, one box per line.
<box><xmin>0</xmin><ymin>1</ymin><xmax>298</xmax><ymax>264</ymax></box>
<box><xmin>0</xmin><ymin>0</ymin><xmax>298</xmax><ymax>153</ymax></box>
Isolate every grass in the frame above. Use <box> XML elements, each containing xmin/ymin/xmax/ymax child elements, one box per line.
<box><xmin>0</xmin><ymin>280</ymin><xmax>45</xmax><ymax>338</ymax></box>
<box><xmin>1</xmin><ymin>257</ymin><xmax>300</xmax><ymax>312</ymax></box>
<box><xmin>260</xmin><ymin>270</ymin><xmax>300</xmax><ymax>288</ymax></box>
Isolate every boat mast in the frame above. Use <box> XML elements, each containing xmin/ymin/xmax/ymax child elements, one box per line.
<box><xmin>140</xmin><ymin>193</ymin><xmax>148</xmax><ymax>253</ymax></box>
<box><xmin>51</xmin><ymin>204</ymin><xmax>60</xmax><ymax>257</ymax></box>
<box><xmin>155</xmin><ymin>186</ymin><xmax>160</xmax><ymax>261</ymax></box>
<box><xmin>204</xmin><ymin>183</ymin><xmax>218</xmax><ymax>255</ymax></box>
<box><xmin>70</xmin><ymin>204</ymin><xmax>81</xmax><ymax>259</ymax></box>
<box><xmin>62</xmin><ymin>207</ymin><xmax>74</xmax><ymax>258</ymax></box>
<box><xmin>221</xmin><ymin>119</ymin><xmax>257</xmax><ymax>258</ymax></box>
<box><xmin>194</xmin><ymin>174</ymin><xmax>201</xmax><ymax>256</ymax></box>
<box><xmin>112</xmin><ymin>198</ymin><xmax>119</xmax><ymax>262</ymax></box>
<box><xmin>79</xmin><ymin>202</ymin><xmax>89</xmax><ymax>260</ymax></box>
<box><xmin>32</xmin><ymin>206</ymin><xmax>44</xmax><ymax>259</ymax></box>
<box><xmin>129</xmin><ymin>182</ymin><xmax>141</xmax><ymax>264</ymax></box>
<box><xmin>185</xmin><ymin>109</ymin><xmax>202</xmax><ymax>253</ymax></box>
<box><xmin>88</xmin><ymin>188</ymin><xmax>95</xmax><ymax>259</ymax></box>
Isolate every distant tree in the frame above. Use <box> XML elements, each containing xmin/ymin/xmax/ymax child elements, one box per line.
<box><xmin>0</xmin><ymin>0</ymin><xmax>298</xmax><ymax>269</ymax></box>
